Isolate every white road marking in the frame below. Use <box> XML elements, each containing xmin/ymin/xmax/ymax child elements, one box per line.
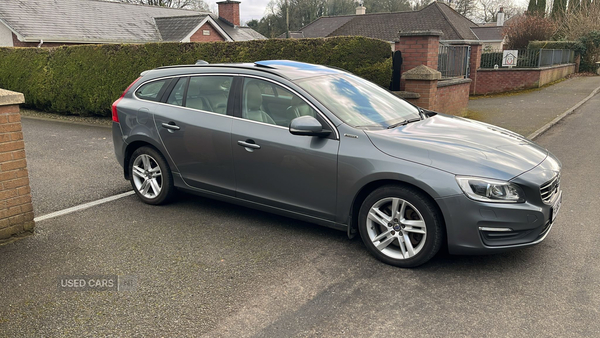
<box><xmin>34</xmin><ymin>191</ymin><xmax>135</xmax><ymax>222</ymax></box>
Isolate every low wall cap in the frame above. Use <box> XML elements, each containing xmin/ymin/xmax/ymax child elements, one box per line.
<box><xmin>399</xmin><ymin>30</ymin><xmax>443</xmax><ymax>37</ymax></box>
<box><xmin>402</xmin><ymin>65</ymin><xmax>442</xmax><ymax>80</ymax></box>
<box><xmin>0</xmin><ymin>89</ymin><xmax>25</xmax><ymax>106</ymax></box>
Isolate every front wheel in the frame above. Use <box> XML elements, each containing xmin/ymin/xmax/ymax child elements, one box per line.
<box><xmin>129</xmin><ymin>146</ymin><xmax>174</xmax><ymax>205</ymax></box>
<box><xmin>358</xmin><ymin>185</ymin><xmax>443</xmax><ymax>268</ymax></box>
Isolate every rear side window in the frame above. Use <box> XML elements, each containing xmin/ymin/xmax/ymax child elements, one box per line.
<box><xmin>185</xmin><ymin>76</ymin><xmax>233</xmax><ymax>115</ymax></box>
<box><xmin>166</xmin><ymin>77</ymin><xmax>188</xmax><ymax>107</ymax></box>
<box><xmin>135</xmin><ymin>79</ymin><xmax>169</xmax><ymax>102</ymax></box>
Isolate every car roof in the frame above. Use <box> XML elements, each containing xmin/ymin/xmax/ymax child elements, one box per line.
<box><xmin>153</xmin><ymin>60</ymin><xmax>347</xmax><ymax>81</ymax></box>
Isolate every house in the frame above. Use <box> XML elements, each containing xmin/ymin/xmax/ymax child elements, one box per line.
<box><xmin>470</xmin><ymin>8</ymin><xmax>507</xmax><ymax>51</ymax></box>
<box><xmin>279</xmin><ymin>2</ymin><xmax>480</xmax><ymax>49</ymax></box>
<box><xmin>0</xmin><ymin>0</ymin><xmax>265</xmax><ymax>47</ymax></box>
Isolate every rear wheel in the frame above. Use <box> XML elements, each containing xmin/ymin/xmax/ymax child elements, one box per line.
<box><xmin>129</xmin><ymin>146</ymin><xmax>174</xmax><ymax>205</ymax></box>
<box><xmin>358</xmin><ymin>185</ymin><xmax>443</xmax><ymax>268</ymax></box>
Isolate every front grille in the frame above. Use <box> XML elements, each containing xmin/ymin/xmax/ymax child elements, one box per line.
<box><xmin>540</xmin><ymin>173</ymin><xmax>560</xmax><ymax>204</ymax></box>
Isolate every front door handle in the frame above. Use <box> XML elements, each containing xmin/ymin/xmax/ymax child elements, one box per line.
<box><xmin>161</xmin><ymin>122</ymin><xmax>180</xmax><ymax>131</ymax></box>
<box><xmin>237</xmin><ymin>140</ymin><xmax>261</xmax><ymax>150</ymax></box>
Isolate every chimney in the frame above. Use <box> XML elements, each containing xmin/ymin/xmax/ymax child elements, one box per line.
<box><xmin>356</xmin><ymin>2</ymin><xmax>366</xmax><ymax>15</ymax></box>
<box><xmin>217</xmin><ymin>1</ymin><xmax>240</xmax><ymax>26</ymax></box>
<box><xmin>496</xmin><ymin>7</ymin><xmax>505</xmax><ymax>26</ymax></box>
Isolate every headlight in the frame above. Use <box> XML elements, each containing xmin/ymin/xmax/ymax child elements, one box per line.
<box><xmin>455</xmin><ymin>176</ymin><xmax>525</xmax><ymax>203</ymax></box>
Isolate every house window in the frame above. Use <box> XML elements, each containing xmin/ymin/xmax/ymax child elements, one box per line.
<box><xmin>203</xmin><ymin>30</ymin><xmax>210</xmax><ymax>36</ymax></box>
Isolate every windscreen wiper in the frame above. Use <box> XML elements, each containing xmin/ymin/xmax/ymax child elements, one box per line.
<box><xmin>387</xmin><ymin>117</ymin><xmax>422</xmax><ymax>129</ymax></box>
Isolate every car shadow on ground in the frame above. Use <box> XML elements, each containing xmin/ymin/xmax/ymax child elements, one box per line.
<box><xmin>166</xmin><ymin>190</ymin><xmax>545</xmax><ymax>275</ymax></box>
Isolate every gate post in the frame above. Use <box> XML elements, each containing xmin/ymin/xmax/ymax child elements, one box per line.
<box><xmin>394</xmin><ymin>30</ymin><xmax>443</xmax><ymax>90</ymax></box>
<box><xmin>402</xmin><ymin>65</ymin><xmax>441</xmax><ymax>110</ymax></box>
<box><xmin>0</xmin><ymin>89</ymin><xmax>34</xmax><ymax>241</ymax></box>
<box><xmin>468</xmin><ymin>43</ymin><xmax>482</xmax><ymax>95</ymax></box>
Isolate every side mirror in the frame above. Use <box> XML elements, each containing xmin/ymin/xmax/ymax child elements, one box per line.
<box><xmin>289</xmin><ymin>116</ymin><xmax>331</xmax><ymax>137</ymax></box>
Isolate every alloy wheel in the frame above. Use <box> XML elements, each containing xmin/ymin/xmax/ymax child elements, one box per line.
<box><xmin>131</xmin><ymin>154</ymin><xmax>163</xmax><ymax>199</ymax></box>
<box><xmin>365</xmin><ymin>197</ymin><xmax>427</xmax><ymax>260</ymax></box>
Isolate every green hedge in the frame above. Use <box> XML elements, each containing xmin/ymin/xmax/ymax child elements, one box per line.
<box><xmin>0</xmin><ymin>37</ymin><xmax>392</xmax><ymax>117</ymax></box>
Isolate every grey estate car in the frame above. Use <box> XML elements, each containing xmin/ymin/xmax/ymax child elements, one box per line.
<box><xmin>112</xmin><ymin>60</ymin><xmax>562</xmax><ymax>267</ymax></box>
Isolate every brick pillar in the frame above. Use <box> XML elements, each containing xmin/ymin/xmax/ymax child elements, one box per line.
<box><xmin>402</xmin><ymin>65</ymin><xmax>441</xmax><ymax>110</ymax></box>
<box><xmin>0</xmin><ymin>89</ymin><xmax>34</xmax><ymax>241</ymax></box>
<box><xmin>394</xmin><ymin>30</ymin><xmax>443</xmax><ymax>90</ymax></box>
<box><xmin>468</xmin><ymin>43</ymin><xmax>482</xmax><ymax>95</ymax></box>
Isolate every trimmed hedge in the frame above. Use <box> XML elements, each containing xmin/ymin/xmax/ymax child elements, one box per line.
<box><xmin>0</xmin><ymin>37</ymin><xmax>392</xmax><ymax>117</ymax></box>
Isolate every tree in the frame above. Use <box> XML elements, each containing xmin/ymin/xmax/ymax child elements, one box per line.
<box><xmin>551</xmin><ymin>0</ymin><xmax>567</xmax><ymax>19</ymax></box>
<box><xmin>503</xmin><ymin>14</ymin><xmax>556</xmax><ymax>48</ymax></box>
<box><xmin>475</xmin><ymin>0</ymin><xmax>521</xmax><ymax>23</ymax></box>
<box><xmin>453</xmin><ymin>0</ymin><xmax>476</xmax><ymax>17</ymax></box>
<box><xmin>526</xmin><ymin>0</ymin><xmax>546</xmax><ymax>15</ymax></box>
<box><xmin>363</xmin><ymin>0</ymin><xmax>412</xmax><ymax>13</ymax></box>
<box><xmin>567</xmin><ymin>0</ymin><xmax>580</xmax><ymax>13</ymax></box>
<box><xmin>117</xmin><ymin>0</ymin><xmax>209</xmax><ymax>10</ymax></box>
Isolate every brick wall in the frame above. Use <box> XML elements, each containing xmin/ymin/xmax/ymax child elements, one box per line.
<box><xmin>474</xmin><ymin>64</ymin><xmax>576</xmax><ymax>95</ymax></box>
<box><xmin>435</xmin><ymin>79</ymin><xmax>472</xmax><ymax>115</ymax></box>
<box><xmin>405</xmin><ymin>79</ymin><xmax>437</xmax><ymax>109</ymax></box>
<box><xmin>189</xmin><ymin>23</ymin><xmax>226</xmax><ymax>42</ymax></box>
<box><xmin>0</xmin><ymin>89</ymin><xmax>34</xmax><ymax>241</ymax></box>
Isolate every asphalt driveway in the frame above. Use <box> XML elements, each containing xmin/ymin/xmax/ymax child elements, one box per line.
<box><xmin>1</xmin><ymin>94</ymin><xmax>600</xmax><ymax>336</ymax></box>
<box><xmin>22</xmin><ymin>118</ymin><xmax>130</xmax><ymax>215</ymax></box>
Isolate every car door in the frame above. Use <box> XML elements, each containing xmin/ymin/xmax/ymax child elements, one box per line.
<box><xmin>231</xmin><ymin>77</ymin><xmax>339</xmax><ymax>220</ymax></box>
<box><xmin>153</xmin><ymin>75</ymin><xmax>236</xmax><ymax>196</ymax></box>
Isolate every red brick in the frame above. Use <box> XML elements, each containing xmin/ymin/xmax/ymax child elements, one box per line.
<box><xmin>8</xmin><ymin>114</ymin><xmax>21</xmax><ymax>123</ymax></box>
<box><xmin>10</xmin><ymin>132</ymin><xmax>23</xmax><ymax>141</ymax></box>
<box><xmin>20</xmin><ymin>203</ymin><xmax>33</xmax><ymax>213</ymax></box>
<box><xmin>0</xmin><ymin>105</ymin><xmax>19</xmax><ymax>114</ymax></box>
<box><xmin>16</xmin><ymin>169</ymin><xmax>28</xmax><ymax>178</ymax></box>
<box><xmin>1</xmin><ymin>159</ymin><xmax>26</xmax><ymax>171</ymax></box>
<box><xmin>5</xmin><ymin>195</ymin><xmax>31</xmax><ymax>208</ymax></box>
<box><xmin>4</xmin><ymin>177</ymin><xmax>29</xmax><ymax>189</ymax></box>
<box><xmin>0</xmin><ymin>141</ymin><xmax>24</xmax><ymax>153</ymax></box>
<box><xmin>0</xmin><ymin>123</ymin><xmax>22</xmax><ymax>133</ymax></box>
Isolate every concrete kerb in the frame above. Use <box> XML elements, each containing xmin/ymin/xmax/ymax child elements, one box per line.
<box><xmin>528</xmin><ymin>83</ymin><xmax>600</xmax><ymax>140</ymax></box>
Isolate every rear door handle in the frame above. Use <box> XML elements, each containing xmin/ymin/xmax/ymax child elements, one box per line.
<box><xmin>237</xmin><ymin>140</ymin><xmax>261</xmax><ymax>150</ymax></box>
<box><xmin>161</xmin><ymin>122</ymin><xmax>180</xmax><ymax>131</ymax></box>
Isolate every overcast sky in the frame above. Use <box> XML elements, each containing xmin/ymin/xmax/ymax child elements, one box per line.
<box><xmin>206</xmin><ymin>0</ymin><xmax>270</xmax><ymax>24</ymax></box>
<box><xmin>206</xmin><ymin>0</ymin><xmax>531</xmax><ymax>26</ymax></box>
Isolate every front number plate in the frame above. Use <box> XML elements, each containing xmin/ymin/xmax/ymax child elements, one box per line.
<box><xmin>551</xmin><ymin>191</ymin><xmax>562</xmax><ymax>224</ymax></box>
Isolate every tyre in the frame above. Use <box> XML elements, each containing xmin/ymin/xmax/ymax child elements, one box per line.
<box><xmin>128</xmin><ymin>146</ymin><xmax>174</xmax><ymax>205</ymax></box>
<box><xmin>358</xmin><ymin>185</ymin><xmax>443</xmax><ymax>268</ymax></box>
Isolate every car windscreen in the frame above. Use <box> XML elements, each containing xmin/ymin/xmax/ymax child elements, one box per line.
<box><xmin>295</xmin><ymin>73</ymin><xmax>420</xmax><ymax>129</ymax></box>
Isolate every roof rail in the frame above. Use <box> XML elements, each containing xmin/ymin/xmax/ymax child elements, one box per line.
<box><xmin>152</xmin><ymin>63</ymin><xmax>290</xmax><ymax>80</ymax></box>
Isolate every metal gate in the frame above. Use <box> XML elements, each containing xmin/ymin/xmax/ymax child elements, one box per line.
<box><xmin>438</xmin><ymin>45</ymin><xmax>471</xmax><ymax>79</ymax></box>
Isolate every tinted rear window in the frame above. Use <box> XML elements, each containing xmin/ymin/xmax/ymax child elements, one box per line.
<box><xmin>135</xmin><ymin>79</ymin><xmax>169</xmax><ymax>102</ymax></box>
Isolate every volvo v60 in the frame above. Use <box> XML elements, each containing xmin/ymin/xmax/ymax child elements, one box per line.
<box><xmin>112</xmin><ymin>60</ymin><xmax>562</xmax><ymax>267</ymax></box>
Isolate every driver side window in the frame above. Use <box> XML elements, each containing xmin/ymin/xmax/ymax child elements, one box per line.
<box><xmin>241</xmin><ymin>78</ymin><xmax>317</xmax><ymax>127</ymax></box>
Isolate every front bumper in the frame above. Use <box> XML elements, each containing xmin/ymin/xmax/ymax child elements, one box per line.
<box><xmin>438</xmin><ymin>154</ymin><xmax>562</xmax><ymax>255</ymax></box>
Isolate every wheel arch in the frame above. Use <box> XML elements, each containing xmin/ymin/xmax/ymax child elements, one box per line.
<box><xmin>123</xmin><ymin>137</ymin><xmax>172</xmax><ymax>180</ymax></box>
<box><xmin>348</xmin><ymin>179</ymin><xmax>447</xmax><ymax>241</ymax></box>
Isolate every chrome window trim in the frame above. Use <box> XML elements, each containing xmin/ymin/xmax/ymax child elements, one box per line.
<box><xmin>131</xmin><ymin>73</ymin><xmax>340</xmax><ymax>140</ymax></box>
